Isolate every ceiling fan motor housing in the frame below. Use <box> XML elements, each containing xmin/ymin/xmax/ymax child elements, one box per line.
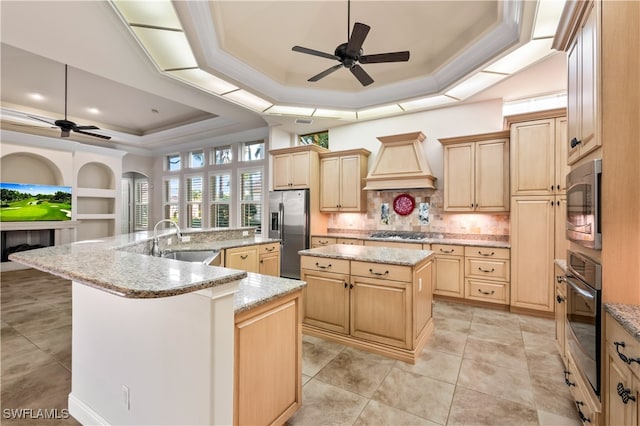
<box><xmin>335</xmin><ymin>43</ymin><xmax>362</xmax><ymax>68</ymax></box>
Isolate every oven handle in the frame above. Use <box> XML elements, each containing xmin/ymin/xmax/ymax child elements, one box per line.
<box><xmin>566</xmin><ymin>277</ymin><xmax>596</xmax><ymax>301</ymax></box>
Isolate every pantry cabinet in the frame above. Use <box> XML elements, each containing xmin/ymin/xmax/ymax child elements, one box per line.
<box><xmin>439</xmin><ymin>131</ymin><xmax>510</xmax><ymax>212</ymax></box>
<box><xmin>319</xmin><ymin>149</ymin><xmax>370</xmax><ymax>212</ymax></box>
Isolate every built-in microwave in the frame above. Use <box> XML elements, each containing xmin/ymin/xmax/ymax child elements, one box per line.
<box><xmin>566</xmin><ymin>159</ymin><xmax>602</xmax><ymax>250</ymax></box>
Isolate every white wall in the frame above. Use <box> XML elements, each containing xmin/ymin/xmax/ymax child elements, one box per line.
<box><xmin>123</xmin><ymin>153</ymin><xmax>154</xmax><ymax>178</ymax></box>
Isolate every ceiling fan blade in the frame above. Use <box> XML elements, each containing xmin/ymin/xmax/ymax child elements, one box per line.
<box><xmin>27</xmin><ymin>115</ymin><xmax>56</xmax><ymax>126</ymax></box>
<box><xmin>350</xmin><ymin>65</ymin><xmax>374</xmax><ymax>86</ymax></box>
<box><xmin>74</xmin><ymin>129</ymin><xmax>112</xmax><ymax>140</ymax></box>
<box><xmin>74</xmin><ymin>125</ymin><xmax>100</xmax><ymax>131</ymax></box>
<box><xmin>292</xmin><ymin>46</ymin><xmax>339</xmax><ymax>61</ymax></box>
<box><xmin>308</xmin><ymin>64</ymin><xmax>343</xmax><ymax>82</ymax></box>
<box><xmin>346</xmin><ymin>22</ymin><xmax>370</xmax><ymax>57</ymax></box>
<box><xmin>360</xmin><ymin>51</ymin><xmax>410</xmax><ymax>64</ymax></box>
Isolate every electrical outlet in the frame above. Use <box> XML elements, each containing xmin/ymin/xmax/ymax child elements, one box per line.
<box><xmin>167</xmin><ymin>237</ymin><xmax>172</xmax><ymax>246</ymax></box>
<box><xmin>181</xmin><ymin>235</ymin><xmax>191</xmax><ymax>242</ymax></box>
<box><xmin>122</xmin><ymin>385</ymin><xmax>130</xmax><ymax>410</ymax></box>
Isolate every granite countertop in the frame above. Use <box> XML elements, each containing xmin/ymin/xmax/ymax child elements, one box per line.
<box><xmin>8</xmin><ymin>230</ymin><xmax>280</xmax><ymax>299</ymax></box>
<box><xmin>313</xmin><ymin>232</ymin><xmax>510</xmax><ymax>249</ymax></box>
<box><xmin>165</xmin><ymin>236</ymin><xmax>278</xmax><ymax>252</ymax></box>
<box><xmin>234</xmin><ymin>272</ymin><xmax>306</xmax><ymax>314</ymax></box>
<box><xmin>299</xmin><ymin>244</ymin><xmax>433</xmax><ymax>266</ymax></box>
<box><xmin>605</xmin><ymin>303</ymin><xmax>640</xmax><ymax>342</ymax></box>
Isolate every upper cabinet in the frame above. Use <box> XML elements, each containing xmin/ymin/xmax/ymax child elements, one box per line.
<box><xmin>566</xmin><ymin>2</ymin><xmax>599</xmax><ymax>164</ymax></box>
<box><xmin>319</xmin><ymin>149</ymin><xmax>370</xmax><ymax>212</ymax></box>
<box><xmin>439</xmin><ymin>130</ymin><xmax>510</xmax><ymax>212</ymax></box>
<box><xmin>271</xmin><ymin>145</ymin><xmax>329</xmax><ymax>190</ymax></box>
<box><xmin>506</xmin><ymin>112</ymin><xmax>568</xmax><ymax>197</ymax></box>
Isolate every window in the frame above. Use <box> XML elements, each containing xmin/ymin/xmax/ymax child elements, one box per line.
<box><xmin>189</xmin><ymin>150</ymin><xmax>205</xmax><ymax>168</ymax></box>
<box><xmin>186</xmin><ymin>176</ymin><xmax>203</xmax><ymax>228</ymax></box>
<box><xmin>212</xmin><ymin>146</ymin><xmax>232</xmax><ymax>165</ymax></box>
<box><xmin>241</xmin><ymin>141</ymin><xmax>264</xmax><ymax>161</ymax></box>
<box><xmin>134</xmin><ymin>179</ymin><xmax>149</xmax><ymax>231</ymax></box>
<box><xmin>209</xmin><ymin>172</ymin><xmax>231</xmax><ymax>228</ymax></box>
<box><xmin>166</xmin><ymin>154</ymin><xmax>181</xmax><ymax>171</ymax></box>
<box><xmin>163</xmin><ymin>178</ymin><xmax>180</xmax><ymax>223</ymax></box>
<box><xmin>239</xmin><ymin>169</ymin><xmax>263</xmax><ymax>231</ymax></box>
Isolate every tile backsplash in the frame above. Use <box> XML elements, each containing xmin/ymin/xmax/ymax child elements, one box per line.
<box><xmin>327</xmin><ymin>189</ymin><xmax>510</xmax><ymax>237</ymax></box>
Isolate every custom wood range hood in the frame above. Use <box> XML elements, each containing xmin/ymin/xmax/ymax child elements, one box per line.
<box><xmin>363</xmin><ymin>131</ymin><xmax>437</xmax><ymax>190</ymax></box>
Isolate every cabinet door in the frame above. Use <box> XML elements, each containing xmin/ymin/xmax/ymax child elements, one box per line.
<box><xmin>554</xmin><ymin>278</ymin><xmax>566</xmax><ymax>364</ymax></box>
<box><xmin>300</xmin><ymin>270</ymin><xmax>350</xmax><ymax>334</ymax></box>
<box><xmin>567</xmin><ymin>37</ymin><xmax>581</xmax><ymax>165</ymax></box>
<box><xmin>555</xmin><ymin>117</ymin><xmax>569</xmax><ymax>192</ymax></box>
<box><xmin>510</xmin><ymin>197</ymin><xmax>555</xmax><ymax>312</ymax></box>
<box><xmin>443</xmin><ymin>143</ymin><xmax>474</xmax><ymax>211</ymax></box>
<box><xmin>260</xmin><ymin>253</ymin><xmax>280</xmax><ymax>277</ymax></box>
<box><xmin>475</xmin><ymin>139</ymin><xmax>509</xmax><ymax>211</ymax></box>
<box><xmin>338</xmin><ymin>155</ymin><xmax>362</xmax><ymax>211</ymax></box>
<box><xmin>511</xmin><ymin>119</ymin><xmax>555</xmax><ymax>196</ymax></box>
<box><xmin>290</xmin><ymin>152</ymin><xmax>311</xmax><ymax>188</ymax></box>
<box><xmin>579</xmin><ymin>4</ymin><xmax>598</xmax><ymax>157</ymax></box>
<box><xmin>605</xmin><ymin>346</ymin><xmax>637</xmax><ymax>426</ymax></box>
<box><xmin>433</xmin><ymin>255</ymin><xmax>464</xmax><ymax>298</ymax></box>
<box><xmin>320</xmin><ymin>157</ymin><xmax>340</xmax><ymax>211</ymax></box>
<box><xmin>273</xmin><ymin>154</ymin><xmax>292</xmax><ymax>189</ymax></box>
<box><xmin>226</xmin><ymin>246</ymin><xmax>259</xmax><ymax>273</ymax></box>
<box><xmin>350</xmin><ymin>276</ymin><xmax>411</xmax><ymax>349</ymax></box>
<box><xmin>555</xmin><ymin>196</ymin><xmax>568</xmax><ymax>259</ymax></box>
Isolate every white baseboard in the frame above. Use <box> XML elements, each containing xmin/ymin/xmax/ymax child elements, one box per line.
<box><xmin>68</xmin><ymin>393</ymin><xmax>110</xmax><ymax>425</ymax></box>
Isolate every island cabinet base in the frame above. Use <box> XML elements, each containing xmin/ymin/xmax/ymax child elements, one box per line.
<box><xmin>234</xmin><ymin>290</ymin><xmax>303</xmax><ymax>426</ymax></box>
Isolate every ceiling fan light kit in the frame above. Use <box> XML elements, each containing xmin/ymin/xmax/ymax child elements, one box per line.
<box><xmin>292</xmin><ymin>0</ymin><xmax>410</xmax><ymax>86</ymax></box>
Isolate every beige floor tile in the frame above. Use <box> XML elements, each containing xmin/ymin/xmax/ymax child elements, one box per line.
<box><xmin>526</xmin><ymin>350</ymin><xmax>565</xmax><ymax>377</ymax></box>
<box><xmin>287</xmin><ymin>379</ymin><xmax>368</xmax><ymax>425</ymax></box>
<box><xmin>432</xmin><ymin>300</ymin><xmax>474</xmax><ymax>322</ymax></box>
<box><xmin>472</xmin><ymin>307</ymin><xmax>522</xmax><ymax>330</ymax></box>
<box><xmin>457</xmin><ymin>358</ymin><xmax>536</xmax><ymax>408</ymax></box>
<box><xmin>23</xmin><ymin>325</ymin><xmax>72</xmax><ymax>371</ymax></box>
<box><xmin>395</xmin><ymin>347</ymin><xmax>462</xmax><ymax>384</ymax></box>
<box><xmin>537</xmin><ymin>409</ymin><xmax>582</xmax><ymax>426</ymax></box>
<box><xmin>301</xmin><ymin>374</ymin><xmax>312</xmax><ymax>386</ymax></box>
<box><xmin>9</xmin><ymin>308</ymin><xmax>72</xmax><ymax>337</ymax></box>
<box><xmin>523</xmin><ymin>330</ymin><xmax>558</xmax><ymax>354</ymax></box>
<box><xmin>468</xmin><ymin>321</ymin><xmax>524</xmax><ymax>346</ymax></box>
<box><xmin>427</xmin><ymin>327</ymin><xmax>468</xmax><ymax>356</ymax></box>
<box><xmin>315</xmin><ymin>347</ymin><xmax>395</xmax><ymax>397</ymax></box>
<box><xmin>373</xmin><ymin>367</ymin><xmax>455</xmax><ymax>425</ymax></box>
<box><xmin>463</xmin><ymin>335</ymin><xmax>528</xmax><ymax>371</ymax></box>
<box><xmin>529</xmin><ymin>368</ymin><xmax>580</xmax><ymax>419</ymax></box>
<box><xmin>432</xmin><ymin>316</ymin><xmax>471</xmax><ymax>334</ymax></box>
<box><xmin>448</xmin><ymin>386</ymin><xmax>539</xmax><ymax>426</ymax></box>
<box><xmin>354</xmin><ymin>400</ymin><xmax>439</xmax><ymax>426</ymax></box>
<box><xmin>1</xmin><ymin>360</ymin><xmax>72</xmax><ymax>411</ymax></box>
<box><xmin>519</xmin><ymin>314</ymin><xmax>556</xmax><ymax>335</ymax></box>
<box><xmin>301</xmin><ymin>340</ymin><xmax>342</xmax><ymax>377</ymax></box>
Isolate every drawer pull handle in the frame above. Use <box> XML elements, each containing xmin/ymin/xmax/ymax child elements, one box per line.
<box><xmin>478</xmin><ymin>267</ymin><xmax>495</xmax><ymax>273</ymax></box>
<box><xmin>564</xmin><ymin>370</ymin><xmax>576</xmax><ymax>387</ymax></box>
<box><xmin>265</xmin><ymin>247</ymin><xmax>275</xmax><ymax>252</ymax></box>
<box><xmin>315</xmin><ymin>262</ymin><xmax>332</xmax><ymax>270</ymax></box>
<box><xmin>617</xmin><ymin>382</ymin><xmax>637</xmax><ymax>404</ymax></box>
<box><xmin>478</xmin><ymin>251</ymin><xmax>495</xmax><ymax>257</ymax></box>
<box><xmin>369</xmin><ymin>268</ymin><xmax>389</xmax><ymax>277</ymax></box>
<box><xmin>439</xmin><ymin>249</ymin><xmax>454</xmax><ymax>254</ymax></box>
<box><xmin>319</xmin><ymin>240</ymin><xmax>329</xmax><ymax>244</ymax></box>
<box><xmin>478</xmin><ymin>289</ymin><xmax>495</xmax><ymax>295</ymax></box>
<box><xmin>615</xmin><ymin>341</ymin><xmax>640</xmax><ymax>365</ymax></box>
<box><xmin>570</xmin><ymin>137</ymin><xmax>582</xmax><ymax>148</ymax></box>
<box><xmin>575</xmin><ymin>401</ymin><xmax>591</xmax><ymax>424</ymax></box>
<box><xmin>556</xmin><ymin>295</ymin><xmax>565</xmax><ymax>304</ymax></box>
<box><xmin>240</xmin><ymin>254</ymin><xmax>249</xmax><ymax>260</ymax></box>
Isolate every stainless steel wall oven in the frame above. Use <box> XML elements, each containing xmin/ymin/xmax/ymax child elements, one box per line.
<box><xmin>565</xmin><ymin>250</ymin><xmax>602</xmax><ymax>397</ymax></box>
<box><xmin>566</xmin><ymin>159</ymin><xmax>602</xmax><ymax>250</ymax></box>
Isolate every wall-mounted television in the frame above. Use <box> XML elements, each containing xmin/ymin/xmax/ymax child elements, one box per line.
<box><xmin>0</xmin><ymin>182</ymin><xmax>72</xmax><ymax>222</ymax></box>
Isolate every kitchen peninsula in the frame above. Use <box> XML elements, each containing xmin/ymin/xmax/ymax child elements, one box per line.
<box><xmin>8</xmin><ymin>228</ymin><xmax>304</xmax><ymax>426</ymax></box>
<box><xmin>299</xmin><ymin>244</ymin><xmax>434</xmax><ymax>363</ymax></box>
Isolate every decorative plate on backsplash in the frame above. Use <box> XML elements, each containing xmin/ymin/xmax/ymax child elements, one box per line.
<box><xmin>393</xmin><ymin>194</ymin><xmax>415</xmax><ymax>216</ymax></box>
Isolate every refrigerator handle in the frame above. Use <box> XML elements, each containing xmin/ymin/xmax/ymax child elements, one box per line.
<box><xmin>279</xmin><ymin>202</ymin><xmax>285</xmax><ymax>243</ymax></box>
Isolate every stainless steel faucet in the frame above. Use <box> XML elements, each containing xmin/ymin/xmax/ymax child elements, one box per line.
<box><xmin>151</xmin><ymin>220</ymin><xmax>183</xmax><ymax>257</ymax></box>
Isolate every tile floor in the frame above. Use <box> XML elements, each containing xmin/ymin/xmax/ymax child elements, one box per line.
<box><xmin>1</xmin><ymin>269</ymin><xmax>582</xmax><ymax>425</ymax></box>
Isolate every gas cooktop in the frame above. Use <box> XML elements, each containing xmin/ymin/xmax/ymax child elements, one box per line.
<box><xmin>369</xmin><ymin>231</ymin><xmax>427</xmax><ymax>240</ymax></box>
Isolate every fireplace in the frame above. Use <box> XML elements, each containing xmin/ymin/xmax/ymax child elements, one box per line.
<box><xmin>1</xmin><ymin>229</ymin><xmax>55</xmax><ymax>262</ymax></box>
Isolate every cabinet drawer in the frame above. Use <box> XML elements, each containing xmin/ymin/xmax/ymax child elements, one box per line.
<box><xmin>311</xmin><ymin>237</ymin><xmax>337</xmax><ymax>247</ymax></box>
<box><xmin>300</xmin><ymin>256</ymin><xmax>350</xmax><ymax>275</ymax></box>
<box><xmin>351</xmin><ymin>261</ymin><xmax>412</xmax><ymax>283</ymax></box>
<box><xmin>465</xmin><ymin>258</ymin><xmax>510</xmax><ymax>281</ymax></box>
<box><xmin>465</xmin><ymin>279</ymin><xmax>508</xmax><ymax>304</ymax></box>
<box><xmin>259</xmin><ymin>242</ymin><xmax>280</xmax><ymax>255</ymax></box>
<box><xmin>337</xmin><ymin>238</ymin><xmax>363</xmax><ymax>246</ymax></box>
<box><xmin>432</xmin><ymin>244</ymin><xmax>463</xmax><ymax>256</ymax></box>
<box><xmin>606</xmin><ymin>313</ymin><xmax>640</xmax><ymax>377</ymax></box>
<box><xmin>464</xmin><ymin>246</ymin><xmax>510</xmax><ymax>260</ymax></box>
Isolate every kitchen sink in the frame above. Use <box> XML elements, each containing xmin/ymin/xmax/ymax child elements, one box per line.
<box><xmin>161</xmin><ymin>249</ymin><xmax>222</xmax><ymax>266</ymax></box>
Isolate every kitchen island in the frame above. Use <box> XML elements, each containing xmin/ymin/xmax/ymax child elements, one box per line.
<box><xmin>298</xmin><ymin>244</ymin><xmax>434</xmax><ymax>363</ymax></box>
<box><xmin>9</xmin><ymin>228</ymin><xmax>304</xmax><ymax>426</ymax></box>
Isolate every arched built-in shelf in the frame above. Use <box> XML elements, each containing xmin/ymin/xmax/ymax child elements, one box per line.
<box><xmin>76</xmin><ymin>162</ymin><xmax>118</xmax><ymax>240</ymax></box>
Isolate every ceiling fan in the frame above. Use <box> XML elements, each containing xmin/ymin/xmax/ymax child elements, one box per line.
<box><xmin>28</xmin><ymin>64</ymin><xmax>111</xmax><ymax>140</ymax></box>
<box><xmin>292</xmin><ymin>0</ymin><xmax>410</xmax><ymax>87</ymax></box>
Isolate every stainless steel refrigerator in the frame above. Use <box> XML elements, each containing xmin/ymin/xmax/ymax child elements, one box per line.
<box><xmin>268</xmin><ymin>189</ymin><xmax>310</xmax><ymax>279</ymax></box>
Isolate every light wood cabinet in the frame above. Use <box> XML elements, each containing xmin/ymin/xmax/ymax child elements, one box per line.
<box><xmin>566</xmin><ymin>1</ymin><xmax>599</xmax><ymax>165</ymax></box>
<box><xmin>319</xmin><ymin>149</ymin><xmax>370</xmax><ymax>212</ymax></box>
<box><xmin>565</xmin><ymin>352</ymin><xmax>601</xmax><ymax>426</ymax></box>
<box><xmin>464</xmin><ymin>247</ymin><xmax>510</xmax><ymax>305</ymax></box>
<box><xmin>234</xmin><ymin>290</ymin><xmax>302</xmax><ymax>425</ymax></box>
<box><xmin>432</xmin><ymin>244</ymin><xmax>464</xmax><ymax>298</ymax></box>
<box><xmin>259</xmin><ymin>242</ymin><xmax>281</xmax><ymax>277</ymax></box>
<box><xmin>364</xmin><ymin>240</ymin><xmax>423</xmax><ymax>250</ymax></box>
<box><xmin>554</xmin><ymin>269</ymin><xmax>567</xmax><ymax>365</ymax></box>
<box><xmin>439</xmin><ymin>131</ymin><xmax>510</xmax><ymax>212</ymax></box>
<box><xmin>272</xmin><ymin>151</ymin><xmax>313</xmax><ymax>189</ymax></box>
<box><xmin>337</xmin><ymin>238</ymin><xmax>363</xmax><ymax>246</ymax></box>
<box><xmin>225</xmin><ymin>245</ymin><xmax>259</xmax><ymax>274</ymax></box>
<box><xmin>310</xmin><ymin>236</ymin><xmax>337</xmax><ymax>248</ymax></box>
<box><xmin>300</xmin><ymin>254</ymin><xmax>433</xmax><ymax>363</ymax></box>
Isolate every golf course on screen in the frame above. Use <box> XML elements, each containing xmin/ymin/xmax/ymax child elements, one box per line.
<box><xmin>0</xmin><ymin>183</ymin><xmax>72</xmax><ymax>222</ymax></box>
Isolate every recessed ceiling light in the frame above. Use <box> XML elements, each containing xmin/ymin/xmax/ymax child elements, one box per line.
<box><xmin>29</xmin><ymin>93</ymin><xmax>45</xmax><ymax>101</ymax></box>
<box><xmin>87</xmin><ymin>107</ymin><xmax>100</xmax><ymax>114</ymax></box>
